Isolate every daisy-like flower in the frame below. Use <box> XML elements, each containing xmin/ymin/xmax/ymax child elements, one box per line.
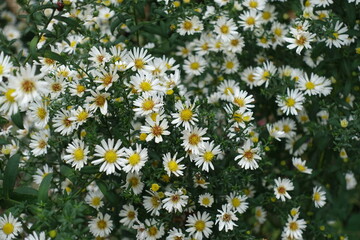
<box><xmin>88</xmin><ymin>212</ymin><xmax>113</xmax><ymax>238</ymax></box>
<box><xmin>69</xmin><ymin>80</ymin><xmax>87</xmax><ymax>97</ymax></box>
<box><xmin>222</xmin><ymin>55</ymin><xmax>239</xmax><ymax>74</ymax></box>
<box><xmin>279</xmin><ymin>118</ymin><xmax>297</xmax><ymax>139</ymax></box>
<box><xmin>276</xmin><ymin>88</ymin><xmax>305</xmax><ymax>115</ymax></box>
<box><xmin>0</xmin><ymin>83</ymin><xmax>19</xmax><ymax>116</ymax></box>
<box><xmin>226</xmin><ymin>192</ymin><xmax>249</xmax><ymax>214</ymax></box>
<box><xmin>133</xmin><ymin>92</ymin><xmax>163</xmax><ymax>116</ymax></box>
<box><xmin>292</xmin><ymin>157</ymin><xmax>312</xmax><ymax>174</ymax></box>
<box><xmin>215</xmin><ymin>204</ymin><xmax>238</xmax><ymax>232</ymax></box>
<box><xmin>140</xmin><ymin>116</ymin><xmax>170</xmax><ymax>143</ymax></box>
<box><xmin>194</xmin><ymin>141</ymin><xmax>222</xmax><ymax>172</ymax></box>
<box><xmin>143</xmin><ymin>190</ymin><xmax>162</xmax><ymax>216</ymax></box>
<box><xmin>33</xmin><ymin>164</ymin><xmax>53</xmax><ymax>185</ymax></box>
<box><xmin>224</xmin><ymin>33</ymin><xmax>245</xmax><ymax>54</ymax></box>
<box><xmin>121</xmin><ymin>143</ymin><xmax>148</xmax><ymax>173</ymax></box>
<box><xmin>63</xmin><ymin>139</ymin><xmax>89</xmax><ymax>170</ymax></box>
<box><xmin>8</xmin><ymin>64</ymin><xmax>48</xmax><ymax>108</ymax></box>
<box><xmin>68</xmin><ymin>105</ymin><xmax>92</xmax><ymax>127</ymax></box>
<box><xmin>239</xmin><ymin>10</ymin><xmax>262</xmax><ymax>30</ymax></box>
<box><xmin>0</xmin><ymin>213</ymin><xmax>22</xmax><ymax>240</ymax></box>
<box><xmin>241</xmin><ymin>66</ymin><xmax>257</xmax><ymax>89</ymax></box>
<box><xmin>312</xmin><ymin>186</ymin><xmax>326</xmax><ymax>208</ymax></box>
<box><xmin>29</xmin><ymin>131</ymin><xmax>49</xmax><ymax>157</ymax></box>
<box><xmin>284</xmin><ymin>31</ymin><xmax>316</xmax><ymax>54</ymax></box>
<box><xmin>145</xmin><ymin>219</ymin><xmax>165</xmax><ymax>240</ymax></box>
<box><xmin>85</xmin><ymin>191</ymin><xmax>104</xmax><ymax>210</ymax></box>
<box><xmin>254</xmin><ymin>61</ymin><xmax>277</xmax><ymax>88</ymax></box>
<box><xmin>88</xmin><ymin>46</ymin><xmax>110</xmax><ymax>66</ymax></box>
<box><xmin>162</xmin><ymin>152</ymin><xmax>185</xmax><ymax>177</ymax></box>
<box><xmin>119</xmin><ymin>204</ymin><xmax>138</xmax><ymax>228</ymax></box>
<box><xmin>183</xmin><ymin>55</ymin><xmax>207</xmax><ymax>76</ymax></box>
<box><xmin>217</xmin><ymin>79</ymin><xmax>239</xmax><ymax>101</ymax></box>
<box><xmin>297</xmin><ymin>73</ymin><xmax>332</xmax><ymax>96</ymax></box>
<box><xmin>86</xmin><ymin>90</ymin><xmax>110</xmax><ymax>115</ymax></box>
<box><xmin>46</xmin><ymin>76</ymin><xmax>67</xmax><ymax>99</ymax></box>
<box><xmin>162</xmin><ymin>189</ymin><xmax>189</xmax><ymax>213</ymax></box>
<box><xmin>283</xmin><ymin>214</ymin><xmax>307</xmax><ymax>240</ymax></box>
<box><xmin>186</xmin><ymin>212</ymin><xmax>214</xmax><ymax>240</ymax></box>
<box><xmin>198</xmin><ymin>193</ymin><xmax>214</xmax><ymax>208</ymax></box>
<box><xmin>28</xmin><ymin>101</ymin><xmax>49</xmax><ymax>129</ymax></box>
<box><xmin>214</xmin><ymin>17</ymin><xmax>238</xmax><ymax>41</ymax></box>
<box><xmin>52</xmin><ymin>108</ymin><xmax>76</xmax><ymax>136</ymax></box>
<box><xmin>92</xmin><ymin>139</ymin><xmax>124</xmax><ymax>175</ymax></box>
<box><xmin>274</xmin><ymin>177</ymin><xmax>294</xmax><ymax>201</ymax></box>
<box><xmin>171</xmin><ymin>100</ymin><xmax>198</xmax><ymax>130</ymax></box>
<box><xmin>255</xmin><ymin>206</ymin><xmax>267</xmax><ymax>224</ymax></box>
<box><xmin>166</xmin><ymin>228</ymin><xmax>186</xmax><ymax>240</ymax></box>
<box><xmin>242</xmin><ymin>0</ymin><xmax>266</xmax><ymax>11</ymax></box>
<box><xmin>25</xmin><ymin>231</ymin><xmax>50</xmax><ymax>240</ymax></box>
<box><xmin>93</xmin><ymin>68</ymin><xmax>119</xmax><ymax>91</ymax></box>
<box><xmin>235</xmin><ymin>139</ymin><xmax>261</xmax><ymax>170</ymax></box>
<box><xmin>325</xmin><ymin>21</ymin><xmax>349</xmax><ymax>48</ymax></box>
<box><xmin>0</xmin><ymin>51</ymin><xmax>13</xmax><ymax>81</ymax></box>
<box><xmin>130</xmin><ymin>71</ymin><xmax>162</xmax><ymax>94</ymax></box>
<box><xmin>126</xmin><ymin>47</ymin><xmax>154</xmax><ymax>72</ymax></box>
<box><xmin>267</xmin><ymin>123</ymin><xmax>286</xmax><ymax>141</ymax></box>
<box><xmin>345</xmin><ymin>171</ymin><xmax>357</xmax><ymax>190</ymax></box>
<box><xmin>177</xmin><ymin>16</ymin><xmax>203</xmax><ymax>36</ymax></box>
<box><xmin>230</xmin><ymin>89</ymin><xmax>255</xmax><ymax>110</ymax></box>
<box><xmin>181</xmin><ymin>126</ymin><xmax>209</xmax><ymax>155</ymax></box>
<box><xmin>124</xmin><ymin>172</ymin><xmax>144</xmax><ymax>195</ymax></box>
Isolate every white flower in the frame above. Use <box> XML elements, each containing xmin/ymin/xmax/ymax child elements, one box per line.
<box><xmin>124</xmin><ymin>172</ymin><xmax>144</xmax><ymax>195</ymax></box>
<box><xmin>162</xmin><ymin>189</ymin><xmax>189</xmax><ymax>213</ymax></box>
<box><xmin>0</xmin><ymin>83</ymin><xmax>19</xmax><ymax>116</ymax></box>
<box><xmin>283</xmin><ymin>214</ymin><xmax>307</xmax><ymax>240</ymax></box>
<box><xmin>52</xmin><ymin>108</ymin><xmax>76</xmax><ymax>136</ymax></box>
<box><xmin>126</xmin><ymin>47</ymin><xmax>154</xmax><ymax>72</ymax></box>
<box><xmin>85</xmin><ymin>191</ymin><xmax>104</xmax><ymax>210</ymax></box>
<box><xmin>33</xmin><ymin>164</ymin><xmax>53</xmax><ymax>185</ymax></box>
<box><xmin>140</xmin><ymin>116</ymin><xmax>170</xmax><ymax>143</ymax></box>
<box><xmin>181</xmin><ymin>126</ymin><xmax>209</xmax><ymax>155</ymax></box>
<box><xmin>215</xmin><ymin>204</ymin><xmax>238</xmax><ymax>232</ymax></box>
<box><xmin>93</xmin><ymin>68</ymin><xmax>119</xmax><ymax>91</ymax></box>
<box><xmin>162</xmin><ymin>152</ymin><xmax>185</xmax><ymax>177</ymax></box>
<box><xmin>0</xmin><ymin>51</ymin><xmax>13</xmax><ymax>80</ymax></box>
<box><xmin>198</xmin><ymin>193</ymin><xmax>214</xmax><ymax>208</ymax></box>
<box><xmin>194</xmin><ymin>141</ymin><xmax>222</xmax><ymax>172</ymax></box>
<box><xmin>312</xmin><ymin>186</ymin><xmax>326</xmax><ymax>208</ymax></box>
<box><xmin>185</xmin><ymin>211</ymin><xmax>214</xmax><ymax>240</ymax></box>
<box><xmin>183</xmin><ymin>55</ymin><xmax>207</xmax><ymax>76</ymax></box>
<box><xmin>145</xmin><ymin>219</ymin><xmax>165</xmax><ymax>240</ymax></box>
<box><xmin>213</xmin><ymin>17</ymin><xmax>238</xmax><ymax>41</ymax></box>
<box><xmin>29</xmin><ymin>131</ymin><xmax>49</xmax><ymax>157</ymax></box>
<box><xmin>284</xmin><ymin>31</ymin><xmax>316</xmax><ymax>54</ymax></box>
<box><xmin>86</xmin><ymin>90</ymin><xmax>110</xmax><ymax>115</ymax></box>
<box><xmin>92</xmin><ymin>139</ymin><xmax>124</xmax><ymax>175</ymax></box>
<box><xmin>239</xmin><ymin>10</ymin><xmax>262</xmax><ymax>30</ymax></box>
<box><xmin>276</xmin><ymin>88</ymin><xmax>305</xmax><ymax>115</ymax></box>
<box><xmin>171</xmin><ymin>100</ymin><xmax>198</xmax><ymax>130</ymax></box>
<box><xmin>226</xmin><ymin>192</ymin><xmax>249</xmax><ymax>214</ymax></box>
<box><xmin>25</xmin><ymin>231</ymin><xmax>50</xmax><ymax>240</ymax></box>
<box><xmin>166</xmin><ymin>228</ymin><xmax>186</xmax><ymax>240</ymax></box>
<box><xmin>235</xmin><ymin>140</ymin><xmax>261</xmax><ymax>170</ymax></box>
<box><xmin>133</xmin><ymin>92</ymin><xmax>163</xmax><ymax>116</ymax></box>
<box><xmin>88</xmin><ymin>46</ymin><xmax>110</xmax><ymax>66</ymax></box>
<box><xmin>274</xmin><ymin>177</ymin><xmax>294</xmax><ymax>201</ymax></box>
<box><xmin>88</xmin><ymin>212</ymin><xmax>113</xmax><ymax>238</ymax></box>
<box><xmin>28</xmin><ymin>101</ymin><xmax>49</xmax><ymax>129</ymax></box>
<box><xmin>143</xmin><ymin>190</ymin><xmax>162</xmax><ymax>216</ymax></box>
<box><xmin>63</xmin><ymin>139</ymin><xmax>89</xmax><ymax>170</ymax></box>
<box><xmin>292</xmin><ymin>157</ymin><xmax>312</xmax><ymax>174</ymax></box>
<box><xmin>255</xmin><ymin>206</ymin><xmax>267</xmax><ymax>224</ymax></box>
<box><xmin>345</xmin><ymin>172</ymin><xmax>357</xmax><ymax>190</ymax></box>
<box><xmin>0</xmin><ymin>213</ymin><xmax>22</xmax><ymax>240</ymax></box>
<box><xmin>119</xmin><ymin>204</ymin><xmax>138</xmax><ymax>228</ymax></box>
<box><xmin>121</xmin><ymin>143</ymin><xmax>148</xmax><ymax>173</ymax></box>
<box><xmin>177</xmin><ymin>16</ymin><xmax>203</xmax><ymax>36</ymax></box>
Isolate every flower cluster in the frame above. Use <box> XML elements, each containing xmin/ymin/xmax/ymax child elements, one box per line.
<box><xmin>0</xmin><ymin>0</ymin><xmax>359</xmax><ymax>239</ymax></box>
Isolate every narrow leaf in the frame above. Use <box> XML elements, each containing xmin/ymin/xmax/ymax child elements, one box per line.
<box><xmin>3</xmin><ymin>153</ymin><xmax>21</xmax><ymax>199</ymax></box>
<box><xmin>38</xmin><ymin>173</ymin><xmax>53</xmax><ymax>202</ymax></box>
<box><xmin>11</xmin><ymin>112</ymin><xmax>24</xmax><ymax>129</ymax></box>
<box><xmin>44</xmin><ymin>50</ymin><xmax>66</xmax><ymax>65</ymax></box>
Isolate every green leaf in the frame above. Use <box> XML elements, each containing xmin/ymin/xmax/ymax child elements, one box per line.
<box><xmin>293</xmin><ymin>135</ymin><xmax>310</xmax><ymax>152</ymax></box>
<box><xmin>54</xmin><ymin>16</ymin><xmax>80</xmax><ymax>29</ymax></box>
<box><xmin>110</xmin><ymin>17</ymin><xmax>122</xmax><ymax>34</ymax></box>
<box><xmin>3</xmin><ymin>153</ymin><xmax>21</xmax><ymax>199</ymax></box>
<box><xmin>11</xmin><ymin>112</ymin><xmax>24</xmax><ymax>129</ymax></box>
<box><xmin>80</xmin><ymin>165</ymin><xmax>99</xmax><ymax>174</ymax></box>
<box><xmin>96</xmin><ymin>180</ymin><xmax>118</xmax><ymax>205</ymax></box>
<box><xmin>44</xmin><ymin>50</ymin><xmax>67</xmax><ymax>65</ymax></box>
<box><xmin>0</xmin><ymin>137</ymin><xmax>9</xmax><ymax>145</ymax></box>
<box><xmin>38</xmin><ymin>173</ymin><xmax>53</xmax><ymax>202</ymax></box>
<box><xmin>29</xmin><ymin>36</ymin><xmax>39</xmax><ymax>60</ymax></box>
<box><xmin>14</xmin><ymin>186</ymin><xmax>38</xmax><ymax>196</ymax></box>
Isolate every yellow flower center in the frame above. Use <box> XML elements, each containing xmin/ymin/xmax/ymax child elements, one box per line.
<box><xmin>262</xmin><ymin>11</ymin><xmax>271</xmax><ymax>20</ymax></box>
<box><xmin>332</xmin><ymin>32</ymin><xmax>339</xmax><ymax>39</ymax></box>
<box><xmin>128</xmin><ymin>153</ymin><xmax>140</xmax><ymax>166</ymax></box>
<box><xmin>201</xmin><ymin>43</ymin><xmax>209</xmax><ymax>50</ymax></box>
<box><xmin>202</xmin><ymin>197</ymin><xmax>210</xmax><ymax>205</ymax></box>
<box><xmin>183</xmin><ymin>21</ymin><xmax>193</xmax><ymax>30</ymax></box>
<box><xmin>203</xmin><ymin>151</ymin><xmax>214</xmax><ymax>162</ymax></box>
<box><xmin>234</xmin><ymin>97</ymin><xmax>245</xmax><ymax>107</ymax></box>
<box><xmin>38</xmin><ymin>140</ymin><xmax>47</xmax><ymax>149</ymax></box>
<box><xmin>180</xmin><ymin>109</ymin><xmax>193</xmax><ymax>121</ymax></box>
<box><xmin>134</xmin><ymin>59</ymin><xmax>145</xmax><ymax>69</ymax></box>
<box><xmin>248</xmin><ymin>73</ymin><xmax>255</xmax><ymax>82</ymax></box>
<box><xmin>305</xmin><ymin>81</ymin><xmax>315</xmax><ymax>90</ymax></box>
<box><xmin>97</xmin><ymin>220</ymin><xmax>107</xmax><ymax>230</ymax></box>
<box><xmin>220</xmin><ymin>25</ymin><xmax>229</xmax><ymax>34</ymax></box>
<box><xmin>224</xmin><ymin>87</ymin><xmax>234</xmax><ymax>95</ymax></box>
<box><xmin>188</xmin><ymin>133</ymin><xmax>200</xmax><ymax>145</ymax></box>
<box><xmin>167</xmin><ymin>160</ymin><xmax>179</xmax><ymax>172</ymax></box>
<box><xmin>140</xmin><ymin>81</ymin><xmax>152</xmax><ymax>91</ymax></box>
<box><xmin>249</xmin><ymin>0</ymin><xmax>258</xmax><ymax>8</ymax></box>
<box><xmin>102</xmin><ymin>75</ymin><xmax>113</xmax><ymax>86</ymax></box>
<box><xmin>246</xmin><ymin>17</ymin><xmax>255</xmax><ymax>26</ymax></box>
<box><xmin>104</xmin><ymin>150</ymin><xmax>117</xmax><ymax>163</ymax></box>
<box><xmin>289</xmin><ymin>222</ymin><xmax>299</xmax><ymax>231</ymax></box>
<box><xmin>76</xmin><ymin>85</ymin><xmax>85</xmax><ymax>93</ymax></box>
<box><xmin>0</xmin><ymin>65</ymin><xmax>4</xmax><ymax>75</ymax></box>
<box><xmin>151</xmin><ymin>196</ymin><xmax>160</xmax><ymax>207</ymax></box>
<box><xmin>244</xmin><ymin>150</ymin><xmax>254</xmax><ymax>160</ymax></box>
<box><xmin>37</xmin><ymin>107</ymin><xmax>47</xmax><ymax>120</ymax></box>
<box><xmin>21</xmin><ymin>79</ymin><xmax>35</xmax><ymax>93</ymax></box>
<box><xmin>262</xmin><ymin>71</ymin><xmax>270</xmax><ymax>80</ymax></box>
<box><xmin>255</xmin><ymin>209</ymin><xmax>262</xmax><ymax>217</ymax></box>
<box><xmin>95</xmin><ymin>95</ymin><xmax>106</xmax><ymax>107</ymax></box>
<box><xmin>274</xmin><ymin>28</ymin><xmax>282</xmax><ymax>36</ymax></box>
<box><xmin>277</xmin><ymin>186</ymin><xmax>286</xmax><ymax>194</ymax></box>
<box><xmin>142</xmin><ymin>100</ymin><xmax>155</xmax><ymax>111</ymax></box>
<box><xmin>5</xmin><ymin>89</ymin><xmax>16</xmax><ymax>102</ymax></box>
<box><xmin>226</xmin><ymin>61</ymin><xmax>234</xmax><ymax>69</ymax></box>
<box><xmin>296</xmin><ymin>164</ymin><xmax>306</xmax><ymax>172</ymax></box>
<box><xmin>190</xmin><ymin>62</ymin><xmax>200</xmax><ymax>70</ymax></box>
<box><xmin>2</xmin><ymin>223</ymin><xmax>14</xmax><ymax>235</ymax></box>
<box><xmin>77</xmin><ymin>111</ymin><xmax>88</xmax><ymax>121</ymax></box>
<box><xmin>73</xmin><ymin>148</ymin><xmax>84</xmax><ymax>161</ymax></box>
<box><xmin>194</xmin><ymin>220</ymin><xmax>206</xmax><ymax>231</ymax></box>
<box><xmin>91</xmin><ymin>196</ymin><xmax>101</xmax><ymax>206</ymax></box>
<box><xmin>148</xmin><ymin>226</ymin><xmax>158</xmax><ymax>236</ymax></box>
<box><xmin>283</xmin><ymin>125</ymin><xmax>291</xmax><ymax>133</ymax></box>
<box><xmin>129</xmin><ymin>177</ymin><xmax>139</xmax><ymax>187</ymax></box>
<box><xmin>285</xmin><ymin>98</ymin><xmax>295</xmax><ymax>107</ymax></box>
<box><xmin>313</xmin><ymin>192</ymin><xmax>320</xmax><ymax>201</ymax></box>
<box><xmin>230</xmin><ymin>39</ymin><xmax>239</xmax><ymax>46</ymax></box>
<box><xmin>127</xmin><ymin>211</ymin><xmax>135</xmax><ymax>219</ymax></box>
<box><xmin>231</xmin><ymin>198</ymin><xmax>241</xmax><ymax>207</ymax></box>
